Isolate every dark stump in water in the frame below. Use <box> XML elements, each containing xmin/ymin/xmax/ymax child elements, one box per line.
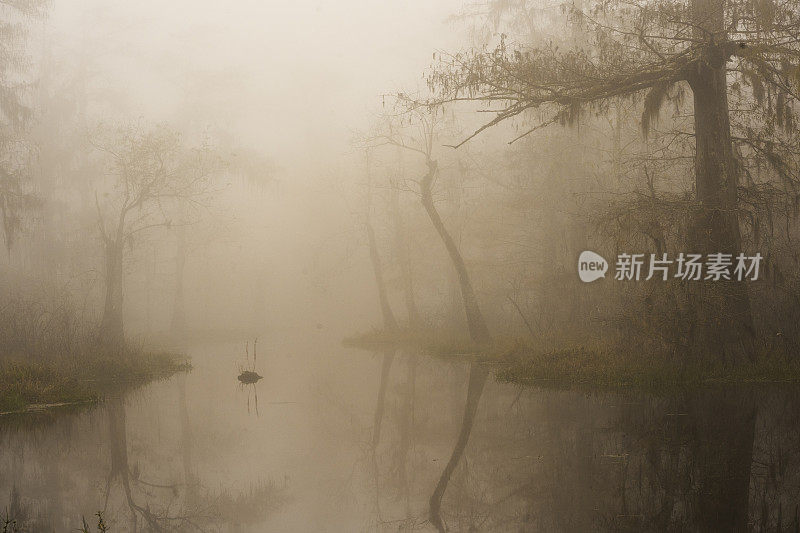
<box><xmin>237</xmin><ymin>370</ymin><xmax>263</xmax><ymax>384</ymax></box>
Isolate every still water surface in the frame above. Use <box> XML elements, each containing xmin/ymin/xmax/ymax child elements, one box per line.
<box><xmin>1</xmin><ymin>332</ymin><xmax>798</xmax><ymax>532</ymax></box>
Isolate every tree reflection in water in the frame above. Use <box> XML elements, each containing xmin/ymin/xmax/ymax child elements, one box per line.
<box><xmin>4</xmin><ymin>349</ymin><xmax>800</xmax><ymax>531</ymax></box>
<box><xmin>0</xmin><ymin>378</ymin><xmax>288</xmax><ymax>531</ymax></box>
<box><xmin>429</xmin><ymin>362</ymin><xmax>488</xmax><ymax>532</ymax></box>
<box><xmin>418</xmin><ymin>376</ymin><xmax>785</xmax><ymax>532</ymax></box>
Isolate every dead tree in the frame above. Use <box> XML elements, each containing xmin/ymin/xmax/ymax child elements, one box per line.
<box><xmin>368</xmin><ymin>111</ymin><xmax>492</xmax><ymax>345</ymax></box>
<box><xmin>91</xmin><ymin>123</ymin><xmax>219</xmax><ymax>342</ymax></box>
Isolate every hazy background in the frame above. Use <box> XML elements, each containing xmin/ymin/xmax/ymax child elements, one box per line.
<box><xmin>48</xmin><ymin>0</ymin><xmax>463</xmax><ymax>157</ymax></box>
<box><xmin>35</xmin><ymin>0</ymin><xmax>467</xmax><ymax>334</ymax></box>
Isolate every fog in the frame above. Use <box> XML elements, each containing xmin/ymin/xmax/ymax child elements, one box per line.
<box><xmin>4</xmin><ymin>0</ymin><xmax>800</xmax><ymax>530</ymax></box>
<box><xmin>31</xmin><ymin>0</ymin><xmax>466</xmax><ymax>333</ymax></box>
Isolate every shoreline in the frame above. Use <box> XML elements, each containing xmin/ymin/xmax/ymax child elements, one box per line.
<box><xmin>344</xmin><ymin>328</ymin><xmax>800</xmax><ymax>393</ymax></box>
<box><xmin>0</xmin><ymin>350</ymin><xmax>191</xmax><ymax>414</ymax></box>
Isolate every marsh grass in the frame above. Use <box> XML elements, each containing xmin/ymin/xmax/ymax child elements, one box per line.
<box><xmin>492</xmin><ymin>342</ymin><xmax>800</xmax><ymax>392</ymax></box>
<box><xmin>78</xmin><ymin>512</ymin><xmax>108</xmax><ymax>533</ymax></box>
<box><xmin>2</xmin><ymin>511</ymin><xmax>16</xmax><ymax>533</ymax></box>
<box><xmin>0</xmin><ymin>348</ymin><xmax>190</xmax><ymax>414</ymax></box>
<box><xmin>0</xmin><ymin>281</ymin><xmax>190</xmax><ymax>414</ymax></box>
<box><xmin>347</xmin><ymin>328</ymin><xmax>800</xmax><ymax>392</ymax></box>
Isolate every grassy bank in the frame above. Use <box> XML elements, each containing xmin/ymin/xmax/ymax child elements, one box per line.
<box><xmin>493</xmin><ymin>343</ymin><xmax>800</xmax><ymax>392</ymax></box>
<box><xmin>0</xmin><ymin>348</ymin><xmax>190</xmax><ymax>414</ymax></box>
<box><xmin>345</xmin><ymin>328</ymin><xmax>800</xmax><ymax>392</ymax></box>
<box><xmin>0</xmin><ymin>280</ymin><xmax>191</xmax><ymax>415</ymax></box>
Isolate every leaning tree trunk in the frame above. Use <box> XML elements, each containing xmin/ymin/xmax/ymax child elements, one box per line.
<box><xmin>429</xmin><ymin>364</ymin><xmax>489</xmax><ymax>532</ymax></box>
<box><xmin>392</xmin><ymin>148</ymin><xmax>421</xmax><ymax>327</ymax></box>
<box><xmin>366</xmin><ymin>218</ymin><xmax>398</xmax><ymax>332</ymax></box>
<box><xmin>371</xmin><ymin>347</ymin><xmax>396</xmax><ymax>449</ymax></box>
<box><xmin>366</xmin><ymin>154</ymin><xmax>399</xmax><ymax>332</ymax></box>
<box><xmin>390</xmin><ymin>185</ymin><xmax>421</xmax><ymax>327</ymax></box>
<box><xmin>687</xmin><ymin>0</ymin><xmax>754</xmax><ymax>360</ymax></box>
<box><xmin>100</xmin><ymin>239</ymin><xmax>124</xmax><ymax>343</ymax></box>
<box><xmin>422</xmin><ymin>158</ymin><xmax>492</xmax><ymax>529</ymax></box>
<box><xmin>420</xmin><ymin>160</ymin><xmax>491</xmax><ymax>345</ymax></box>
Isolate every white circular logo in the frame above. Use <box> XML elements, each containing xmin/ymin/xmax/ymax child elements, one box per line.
<box><xmin>578</xmin><ymin>251</ymin><xmax>608</xmax><ymax>282</ymax></box>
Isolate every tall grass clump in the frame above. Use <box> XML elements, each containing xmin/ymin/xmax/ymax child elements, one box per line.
<box><xmin>0</xmin><ymin>276</ymin><xmax>188</xmax><ymax>413</ymax></box>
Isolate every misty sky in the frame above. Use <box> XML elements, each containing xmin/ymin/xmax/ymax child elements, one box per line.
<box><xmin>48</xmin><ymin>0</ymin><xmax>465</xmax><ymax>167</ymax></box>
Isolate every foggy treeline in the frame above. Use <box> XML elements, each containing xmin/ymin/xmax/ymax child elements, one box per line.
<box><xmin>354</xmin><ymin>0</ymin><xmax>800</xmax><ymax>363</ymax></box>
<box><xmin>0</xmin><ymin>0</ymin><xmax>797</xmax><ymax>363</ymax></box>
<box><xmin>0</xmin><ymin>1</ymin><xmax>287</xmax><ymax>355</ymax></box>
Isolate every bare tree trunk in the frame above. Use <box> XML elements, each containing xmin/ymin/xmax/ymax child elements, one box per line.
<box><xmin>371</xmin><ymin>347</ymin><xmax>396</xmax><ymax>449</ymax></box>
<box><xmin>171</xmin><ymin>221</ymin><xmax>187</xmax><ymax>334</ymax></box>
<box><xmin>101</xmin><ymin>239</ymin><xmax>124</xmax><ymax>342</ymax></box>
<box><xmin>429</xmin><ymin>364</ymin><xmax>488</xmax><ymax>532</ymax></box>
<box><xmin>367</xmin><ymin>219</ymin><xmax>398</xmax><ymax>332</ymax></box>
<box><xmin>390</xmin><ymin>185</ymin><xmax>421</xmax><ymax>327</ymax></box>
<box><xmin>105</xmin><ymin>398</ymin><xmax>161</xmax><ymax>529</ymax></box>
<box><xmin>687</xmin><ymin>0</ymin><xmax>754</xmax><ymax>360</ymax></box>
<box><xmin>447</xmin><ymin>165</ymin><xmax>466</xmax><ymax>332</ymax></box>
<box><xmin>177</xmin><ymin>373</ymin><xmax>196</xmax><ymax>504</ymax></box>
<box><xmin>420</xmin><ymin>160</ymin><xmax>491</xmax><ymax>345</ymax></box>
<box><xmin>397</xmin><ymin>351</ymin><xmax>417</xmax><ymax>515</ymax></box>
<box><xmin>366</xmin><ymin>154</ymin><xmax>399</xmax><ymax>332</ymax></box>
